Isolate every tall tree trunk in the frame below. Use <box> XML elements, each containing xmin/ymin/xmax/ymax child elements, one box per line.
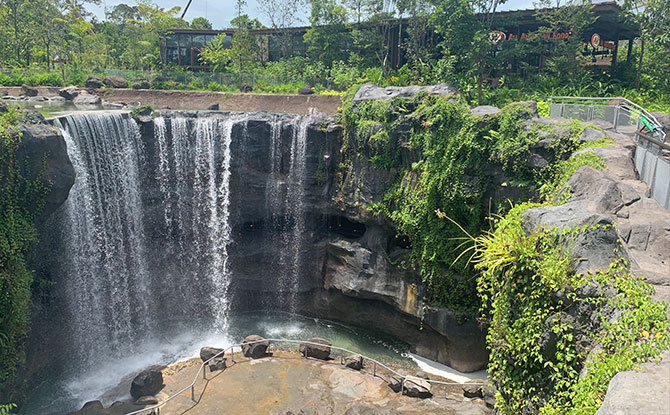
<box><xmin>477</xmin><ymin>72</ymin><xmax>483</xmax><ymax>106</ymax></box>
<box><xmin>635</xmin><ymin>38</ymin><xmax>644</xmax><ymax>91</ymax></box>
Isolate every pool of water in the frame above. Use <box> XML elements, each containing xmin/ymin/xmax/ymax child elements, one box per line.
<box><xmin>2</xmin><ymin>98</ymin><xmax>114</xmax><ymax>118</ymax></box>
<box><xmin>21</xmin><ymin>311</ymin><xmax>415</xmax><ymax>414</ymax></box>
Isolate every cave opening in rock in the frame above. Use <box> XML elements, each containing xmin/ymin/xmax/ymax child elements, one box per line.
<box><xmin>327</xmin><ymin>215</ymin><xmax>367</xmax><ymax>238</ymax></box>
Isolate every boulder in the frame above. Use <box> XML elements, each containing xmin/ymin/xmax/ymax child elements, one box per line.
<box><xmin>522</xmin><ymin>201</ymin><xmax>624</xmax><ymax>275</ymax></box>
<box><xmin>59</xmin><ymin>86</ymin><xmax>79</xmax><ymax>100</ymax></box>
<box><xmin>103</xmin><ymin>76</ymin><xmax>128</xmax><ymax>89</ymax></box>
<box><xmin>299</xmin><ymin>337</ymin><xmax>331</xmax><ymax>360</ymax></box>
<box><xmin>421</xmin><ymin>307</ymin><xmax>488</xmax><ymax>373</ymax></box>
<box><xmin>130</xmin><ymin>367</ymin><xmax>163</xmax><ymax>399</ymax></box>
<box><xmin>134</xmin><ymin>395</ymin><xmax>158</xmax><ymax>405</ymax></box>
<box><xmin>462</xmin><ymin>382</ymin><xmax>483</xmax><ymax>398</ymax></box>
<box><xmin>402</xmin><ymin>377</ymin><xmax>433</xmax><ymax>398</ymax></box>
<box><xmin>200</xmin><ymin>346</ymin><xmax>224</xmax><ymax>362</ymax></box>
<box><xmin>207</xmin><ymin>103</ymin><xmax>220</xmax><ymax>110</ymax></box>
<box><xmin>21</xmin><ymin>84</ymin><xmax>38</xmax><ymax>97</ymax></box>
<box><xmin>353</xmin><ymin>83</ymin><xmax>457</xmax><ymax>103</ymax></box>
<box><xmin>132</xmin><ymin>80</ymin><xmax>150</xmax><ymax>90</ymax></box>
<box><xmin>596</xmin><ymin>351</ymin><xmax>670</xmax><ymax>415</ymax></box>
<box><xmin>85</xmin><ymin>76</ymin><xmax>103</xmax><ymax>88</ymax></box>
<box><xmin>239</xmin><ymin>83</ymin><xmax>252</xmax><ymax>93</ymax></box>
<box><xmin>209</xmin><ymin>356</ymin><xmax>227</xmax><ymax>371</ymax></box>
<box><xmin>16</xmin><ymin>123</ymin><xmax>75</xmax><ymax>218</ymax></box>
<box><xmin>17</xmin><ymin>109</ymin><xmax>45</xmax><ymax>124</ymax></box>
<box><xmin>73</xmin><ymin>90</ymin><xmax>102</xmax><ymax>105</ymax></box>
<box><xmin>388</xmin><ymin>374</ymin><xmax>403</xmax><ymax>393</ymax></box>
<box><xmin>298</xmin><ymin>86</ymin><xmax>314</xmax><ymax>95</ymax></box>
<box><xmin>242</xmin><ymin>335</ymin><xmax>269</xmax><ymax>358</ymax></box>
<box><xmin>343</xmin><ymin>354</ymin><xmax>364</xmax><ymax>370</ymax></box>
<box><xmin>579</xmin><ymin>126</ymin><xmax>607</xmax><ymax>143</ymax></box>
<box><xmin>470</xmin><ymin>105</ymin><xmax>501</xmax><ymax>118</ymax></box>
<box><xmin>50</xmin><ymin>96</ymin><xmax>66</xmax><ymax>103</ymax></box>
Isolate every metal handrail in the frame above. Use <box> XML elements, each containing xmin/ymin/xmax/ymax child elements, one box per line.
<box><xmin>549</xmin><ymin>95</ymin><xmax>666</xmax><ymax>142</ymax></box>
<box><xmin>123</xmin><ymin>338</ymin><xmax>487</xmax><ymax>415</ymax></box>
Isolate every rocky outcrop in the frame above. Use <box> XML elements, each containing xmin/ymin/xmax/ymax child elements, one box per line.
<box><xmin>522</xmin><ymin>200</ymin><xmax>625</xmax><ymax>275</ymax></box>
<box><xmin>324</xmin><ymin>239</ymin><xmax>421</xmax><ymax>316</ymax></box>
<box><xmin>200</xmin><ymin>346</ymin><xmax>224</xmax><ymax>362</ymax></box>
<box><xmin>103</xmin><ymin>76</ymin><xmax>128</xmax><ymax>89</ymax></box>
<box><xmin>596</xmin><ymin>351</ymin><xmax>670</xmax><ymax>415</ymax></box>
<box><xmin>16</xmin><ymin>123</ymin><xmax>75</xmax><ymax>218</ymax></box>
<box><xmin>403</xmin><ymin>377</ymin><xmax>433</xmax><ymax>398</ymax></box>
<box><xmin>300</xmin><ymin>338</ymin><xmax>331</xmax><ymax>360</ymax></box>
<box><xmin>344</xmin><ymin>354</ymin><xmax>364</xmax><ymax>370</ymax></box>
<box><xmin>59</xmin><ymin>86</ymin><xmax>79</xmax><ymax>100</ymax></box>
<box><xmin>242</xmin><ymin>335</ymin><xmax>269</xmax><ymax>358</ymax></box>
<box><xmin>130</xmin><ymin>367</ymin><xmax>163</xmax><ymax>399</ymax></box>
<box><xmin>73</xmin><ymin>90</ymin><xmax>102</xmax><ymax>105</ymax></box>
<box><xmin>84</xmin><ymin>76</ymin><xmax>103</xmax><ymax>89</ymax></box>
<box><xmin>353</xmin><ymin>83</ymin><xmax>457</xmax><ymax>103</ymax></box>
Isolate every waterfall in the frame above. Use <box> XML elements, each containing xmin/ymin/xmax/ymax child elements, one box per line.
<box><xmin>264</xmin><ymin>116</ymin><xmax>310</xmax><ymax>312</ymax></box>
<box><xmin>57</xmin><ymin>113</ymin><xmax>152</xmax><ymax>365</ymax></box>
<box><xmin>55</xmin><ymin>112</ymin><xmax>236</xmax><ymax>371</ymax></box>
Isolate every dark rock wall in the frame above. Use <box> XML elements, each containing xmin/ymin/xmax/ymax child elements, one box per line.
<box><xmin>29</xmin><ymin>109</ymin><xmax>487</xmax><ymax>375</ymax></box>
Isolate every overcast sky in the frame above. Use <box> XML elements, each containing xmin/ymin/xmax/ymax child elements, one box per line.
<box><xmin>89</xmin><ymin>0</ymin><xmax>548</xmax><ymax>29</ymax></box>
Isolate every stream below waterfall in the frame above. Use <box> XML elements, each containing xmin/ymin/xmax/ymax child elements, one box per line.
<box><xmin>22</xmin><ymin>311</ymin><xmax>414</xmax><ymax>414</ymax></box>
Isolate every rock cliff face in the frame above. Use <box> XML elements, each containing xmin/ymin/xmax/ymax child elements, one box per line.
<box><xmin>25</xmin><ymin>109</ymin><xmax>487</xmax><ymax>373</ymax></box>
<box><xmin>15</xmin><ymin>122</ymin><xmax>75</xmax><ymax>218</ymax></box>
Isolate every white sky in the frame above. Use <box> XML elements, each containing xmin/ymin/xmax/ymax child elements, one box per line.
<box><xmin>89</xmin><ymin>0</ymin><xmax>545</xmax><ymax>29</ymax></box>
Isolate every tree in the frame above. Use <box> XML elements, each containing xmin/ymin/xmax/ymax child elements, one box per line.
<box><xmin>134</xmin><ymin>0</ymin><xmax>189</xmax><ymax>68</ymax></box>
<box><xmin>190</xmin><ymin>16</ymin><xmax>212</xmax><ymax>29</ymax></box>
<box><xmin>258</xmin><ymin>0</ymin><xmax>300</xmax><ymax>58</ymax></box>
<box><xmin>622</xmin><ymin>0</ymin><xmax>670</xmax><ymax>90</ymax></box>
<box><xmin>304</xmin><ymin>0</ymin><xmax>350</xmax><ymax>66</ymax></box>
<box><xmin>105</xmin><ymin>3</ymin><xmax>139</xmax><ymax>24</ymax></box>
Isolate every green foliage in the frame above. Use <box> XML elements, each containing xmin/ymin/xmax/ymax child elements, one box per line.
<box><xmin>0</xmin><ymin>108</ymin><xmax>49</xmax><ymax>394</ymax></box>
<box><xmin>342</xmin><ymin>95</ymin><xmax>593</xmax><ymax>309</ymax></box>
<box><xmin>304</xmin><ymin>0</ymin><xmax>350</xmax><ymax>66</ymax></box>
<box><xmin>190</xmin><ymin>17</ymin><xmax>212</xmax><ymax>30</ymax></box>
<box><xmin>0</xmin><ymin>404</ymin><xmax>16</xmax><ymax>415</ymax></box>
<box><xmin>473</xmin><ymin>204</ymin><xmax>670</xmax><ymax>414</ymax></box>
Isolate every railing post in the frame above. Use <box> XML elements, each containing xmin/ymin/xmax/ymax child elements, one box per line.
<box><xmin>191</xmin><ymin>384</ymin><xmax>195</xmax><ymax>401</ymax></box>
<box><xmin>401</xmin><ymin>378</ymin><xmax>405</xmax><ymax>395</ymax></box>
<box><xmin>614</xmin><ymin>105</ymin><xmax>620</xmax><ymax>131</ymax></box>
<box><xmin>373</xmin><ymin>362</ymin><xmax>376</xmax><ymax>377</ymax></box>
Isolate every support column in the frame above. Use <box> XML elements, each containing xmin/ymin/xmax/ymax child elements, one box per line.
<box><xmin>627</xmin><ymin>38</ymin><xmax>633</xmax><ymax>61</ymax></box>
<box><xmin>611</xmin><ymin>34</ymin><xmax>620</xmax><ymax>67</ymax></box>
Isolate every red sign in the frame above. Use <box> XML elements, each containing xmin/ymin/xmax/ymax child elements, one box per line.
<box><xmin>591</xmin><ymin>33</ymin><xmax>616</xmax><ymax>50</ymax></box>
<box><xmin>489</xmin><ymin>30</ymin><xmax>571</xmax><ymax>43</ymax></box>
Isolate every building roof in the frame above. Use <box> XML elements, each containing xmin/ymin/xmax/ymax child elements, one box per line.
<box><xmin>169</xmin><ymin>1</ymin><xmax>638</xmax><ymax>40</ymax></box>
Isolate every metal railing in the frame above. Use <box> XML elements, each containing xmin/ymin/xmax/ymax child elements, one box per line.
<box><xmin>549</xmin><ymin>96</ymin><xmax>666</xmax><ymax>143</ymax></box>
<box><xmin>123</xmin><ymin>338</ymin><xmax>486</xmax><ymax>415</ymax></box>
<box><xmin>549</xmin><ymin>96</ymin><xmax>670</xmax><ymax>210</ymax></box>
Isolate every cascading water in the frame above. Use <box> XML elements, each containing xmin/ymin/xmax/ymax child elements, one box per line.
<box><xmin>264</xmin><ymin>116</ymin><xmax>310</xmax><ymax>312</ymax></box>
<box><xmin>154</xmin><ymin>115</ymin><xmax>236</xmax><ymax>330</ymax></box>
<box><xmin>27</xmin><ymin>110</ymin><xmax>325</xmax><ymax>414</ymax></box>
<box><xmin>57</xmin><ymin>113</ymin><xmax>153</xmax><ymax>365</ymax></box>
<box><xmin>44</xmin><ymin>112</ymin><xmax>237</xmax><ymax>410</ymax></box>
